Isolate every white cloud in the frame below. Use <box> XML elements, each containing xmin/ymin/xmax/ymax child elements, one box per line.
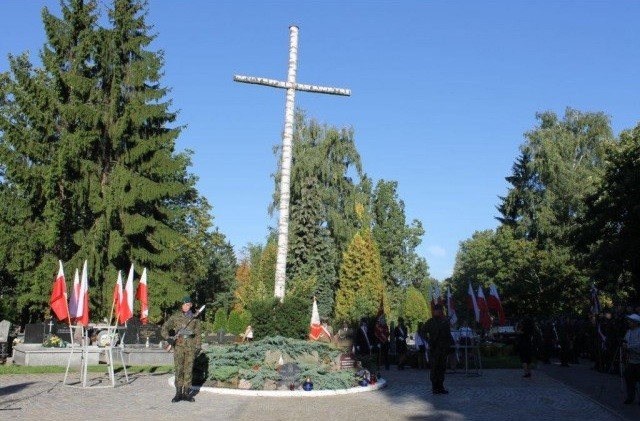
<box><xmin>427</xmin><ymin>245</ymin><xmax>446</xmax><ymax>258</ymax></box>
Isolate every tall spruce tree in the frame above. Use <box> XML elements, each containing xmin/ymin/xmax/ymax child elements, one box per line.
<box><xmin>0</xmin><ymin>0</ymin><xmax>217</xmax><ymax>322</ymax></box>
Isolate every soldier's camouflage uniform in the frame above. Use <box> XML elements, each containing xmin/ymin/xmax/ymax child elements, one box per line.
<box><xmin>162</xmin><ymin>310</ymin><xmax>202</xmax><ymax>390</ymax></box>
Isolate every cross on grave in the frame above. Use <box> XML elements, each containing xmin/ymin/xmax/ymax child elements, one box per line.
<box><xmin>234</xmin><ymin>25</ymin><xmax>350</xmax><ymax>301</ymax></box>
<box><xmin>47</xmin><ymin>319</ymin><xmax>54</xmax><ymax>334</ymax></box>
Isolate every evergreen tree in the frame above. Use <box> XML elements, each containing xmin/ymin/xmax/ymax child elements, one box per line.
<box><xmin>334</xmin><ymin>224</ymin><xmax>385</xmax><ymax>325</ymax></box>
<box><xmin>402</xmin><ymin>285</ymin><xmax>429</xmax><ymax>333</ymax></box>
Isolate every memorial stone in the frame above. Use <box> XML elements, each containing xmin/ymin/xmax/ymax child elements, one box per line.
<box><xmin>138</xmin><ymin>324</ymin><xmax>161</xmax><ymax>345</ymax></box>
<box><xmin>0</xmin><ymin>320</ymin><xmax>10</xmax><ymax>343</ymax></box>
<box><xmin>339</xmin><ymin>353</ymin><xmax>356</xmax><ymax>370</ymax></box>
<box><xmin>24</xmin><ymin>323</ymin><xmax>45</xmax><ymax>344</ymax></box>
<box><xmin>53</xmin><ymin>324</ymin><xmax>72</xmax><ymax>343</ymax></box>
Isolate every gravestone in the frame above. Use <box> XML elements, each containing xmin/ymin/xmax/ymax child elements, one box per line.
<box><xmin>53</xmin><ymin>324</ymin><xmax>72</xmax><ymax>343</ymax></box>
<box><xmin>339</xmin><ymin>353</ymin><xmax>356</xmax><ymax>370</ymax></box>
<box><xmin>0</xmin><ymin>320</ymin><xmax>11</xmax><ymax>361</ymax></box>
<box><xmin>123</xmin><ymin>319</ymin><xmax>142</xmax><ymax>344</ymax></box>
<box><xmin>24</xmin><ymin>323</ymin><xmax>46</xmax><ymax>344</ymax></box>
<box><xmin>138</xmin><ymin>324</ymin><xmax>161</xmax><ymax>345</ymax></box>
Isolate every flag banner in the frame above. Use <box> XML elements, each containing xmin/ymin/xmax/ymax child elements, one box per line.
<box><xmin>113</xmin><ymin>271</ymin><xmax>124</xmax><ymax>324</ymax></box>
<box><xmin>467</xmin><ymin>282</ymin><xmax>480</xmax><ymax>322</ymax></box>
<box><xmin>447</xmin><ymin>286</ymin><xmax>458</xmax><ymax>326</ymax></box>
<box><xmin>71</xmin><ymin>260</ymin><xmax>90</xmax><ymax>326</ymax></box>
<box><xmin>308</xmin><ymin>297</ymin><xmax>330</xmax><ymax>340</ymax></box>
<box><xmin>136</xmin><ymin>267</ymin><xmax>149</xmax><ymax>325</ymax></box>
<box><xmin>590</xmin><ymin>284</ymin><xmax>601</xmax><ymax>315</ymax></box>
<box><xmin>68</xmin><ymin>268</ymin><xmax>80</xmax><ymax>318</ymax></box>
<box><xmin>487</xmin><ymin>283</ymin><xmax>506</xmax><ymax>326</ymax></box>
<box><xmin>50</xmin><ymin>260</ymin><xmax>69</xmax><ymax>322</ymax></box>
<box><xmin>431</xmin><ymin>283</ymin><xmax>443</xmax><ymax>314</ymax></box>
<box><xmin>476</xmin><ymin>286</ymin><xmax>491</xmax><ymax>329</ymax></box>
<box><xmin>120</xmin><ymin>264</ymin><xmax>134</xmax><ymax>323</ymax></box>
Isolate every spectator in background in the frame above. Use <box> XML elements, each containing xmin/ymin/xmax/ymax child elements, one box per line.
<box><xmin>517</xmin><ymin>317</ymin><xmax>534</xmax><ymax>378</ymax></box>
<box><xmin>395</xmin><ymin>317</ymin><xmax>408</xmax><ymax>370</ymax></box>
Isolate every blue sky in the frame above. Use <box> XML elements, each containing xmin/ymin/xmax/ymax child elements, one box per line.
<box><xmin>1</xmin><ymin>1</ymin><xmax>639</xmax><ymax>280</ymax></box>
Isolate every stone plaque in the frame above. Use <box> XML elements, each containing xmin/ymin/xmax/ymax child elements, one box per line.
<box><xmin>138</xmin><ymin>324</ymin><xmax>161</xmax><ymax>344</ymax></box>
<box><xmin>0</xmin><ymin>320</ymin><xmax>10</xmax><ymax>343</ymax></box>
<box><xmin>279</xmin><ymin>362</ymin><xmax>300</xmax><ymax>386</ymax></box>
<box><xmin>24</xmin><ymin>323</ymin><xmax>45</xmax><ymax>344</ymax></box>
<box><xmin>123</xmin><ymin>319</ymin><xmax>142</xmax><ymax>344</ymax></box>
<box><xmin>53</xmin><ymin>324</ymin><xmax>72</xmax><ymax>343</ymax></box>
<box><xmin>339</xmin><ymin>353</ymin><xmax>356</xmax><ymax>370</ymax></box>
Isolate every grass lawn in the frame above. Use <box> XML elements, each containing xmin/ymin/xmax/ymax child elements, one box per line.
<box><xmin>0</xmin><ymin>364</ymin><xmax>173</xmax><ymax>375</ymax></box>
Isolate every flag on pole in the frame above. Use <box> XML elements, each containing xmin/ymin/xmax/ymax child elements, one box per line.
<box><xmin>476</xmin><ymin>286</ymin><xmax>491</xmax><ymax>329</ymax></box>
<box><xmin>70</xmin><ymin>260</ymin><xmax>89</xmax><ymax>326</ymax></box>
<box><xmin>119</xmin><ymin>264</ymin><xmax>134</xmax><ymax>323</ymax></box>
<box><xmin>308</xmin><ymin>297</ymin><xmax>330</xmax><ymax>341</ymax></box>
<box><xmin>113</xmin><ymin>271</ymin><xmax>124</xmax><ymax>323</ymax></box>
<box><xmin>487</xmin><ymin>283</ymin><xmax>506</xmax><ymax>325</ymax></box>
<box><xmin>50</xmin><ymin>260</ymin><xmax>69</xmax><ymax>322</ymax></box>
<box><xmin>431</xmin><ymin>282</ymin><xmax>443</xmax><ymax>314</ymax></box>
<box><xmin>446</xmin><ymin>286</ymin><xmax>458</xmax><ymax>326</ymax></box>
<box><xmin>136</xmin><ymin>267</ymin><xmax>149</xmax><ymax>325</ymax></box>
<box><xmin>590</xmin><ymin>284</ymin><xmax>601</xmax><ymax>315</ymax></box>
<box><xmin>467</xmin><ymin>282</ymin><xmax>480</xmax><ymax>322</ymax></box>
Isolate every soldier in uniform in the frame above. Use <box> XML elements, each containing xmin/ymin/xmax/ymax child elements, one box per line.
<box><xmin>421</xmin><ymin>304</ymin><xmax>454</xmax><ymax>394</ymax></box>
<box><xmin>162</xmin><ymin>295</ymin><xmax>202</xmax><ymax>403</ymax></box>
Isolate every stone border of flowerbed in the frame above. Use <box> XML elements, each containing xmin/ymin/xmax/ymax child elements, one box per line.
<box><xmin>169</xmin><ymin>375</ymin><xmax>387</xmax><ymax>397</ymax></box>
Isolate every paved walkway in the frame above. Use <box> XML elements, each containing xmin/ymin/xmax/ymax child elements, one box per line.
<box><xmin>1</xmin><ymin>362</ymin><xmax>638</xmax><ymax>420</ymax></box>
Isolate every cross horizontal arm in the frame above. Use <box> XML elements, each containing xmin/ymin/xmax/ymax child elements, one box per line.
<box><xmin>234</xmin><ymin>75</ymin><xmax>351</xmax><ymax>96</ymax></box>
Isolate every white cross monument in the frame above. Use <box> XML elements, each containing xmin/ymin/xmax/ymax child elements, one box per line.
<box><xmin>234</xmin><ymin>25</ymin><xmax>350</xmax><ymax>301</ymax></box>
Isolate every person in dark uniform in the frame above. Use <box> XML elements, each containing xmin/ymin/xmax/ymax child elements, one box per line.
<box><xmin>394</xmin><ymin>317</ymin><xmax>408</xmax><ymax>370</ymax></box>
<box><xmin>422</xmin><ymin>304</ymin><xmax>454</xmax><ymax>394</ymax></box>
<box><xmin>516</xmin><ymin>317</ymin><xmax>534</xmax><ymax>378</ymax></box>
<box><xmin>161</xmin><ymin>295</ymin><xmax>202</xmax><ymax>403</ymax></box>
<box><xmin>355</xmin><ymin>318</ymin><xmax>373</xmax><ymax>356</ymax></box>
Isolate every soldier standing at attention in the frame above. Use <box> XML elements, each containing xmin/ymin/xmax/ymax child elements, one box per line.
<box><xmin>162</xmin><ymin>295</ymin><xmax>202</xmax><ymax>403</ymax></box>
<box><xmin>422</xmin><ymin>304</ymin><xmax>454</xmax><ymax>394</ymax></box>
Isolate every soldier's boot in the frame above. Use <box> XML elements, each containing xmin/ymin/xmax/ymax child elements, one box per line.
<box><xmin>171</xmin><ymin>386</ymin><xmax>182</xmax><ymax>403</ymax></box>
<box><xmin>182</xmin><ymin>386</ymin><xmax>195</xmax><ymax>402</ymax></box>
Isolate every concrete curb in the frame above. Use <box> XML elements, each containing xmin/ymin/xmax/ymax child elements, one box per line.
<box><xmin>168</xmin><ymin>375</ymin><xmax>387</xmax><ymax>397</ymax></box>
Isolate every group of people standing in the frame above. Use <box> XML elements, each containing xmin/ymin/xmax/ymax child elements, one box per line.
<box><xmin>354</xmin><ymin>304</ymin><xmax>454</xmax><ymax>395</ymax></box>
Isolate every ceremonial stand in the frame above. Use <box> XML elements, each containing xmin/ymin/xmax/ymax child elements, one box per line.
<box><xmin>63</xmin><ymin>325</ymin><xmax>89</xmax><ymax>387</ymax></box>
<box><xmin>102</xmin><ymin>326</ymin><xmax>129</xmax><ymax>387</ymax></box>
<box><xmin>63</xmin><ymin>325</ymin><xmax>129</xmax><ymax>388</ymax></box>
<box><xmin>450</xmin><ymin>330</ymin><xmax>482</xmax><ymax>377</ymax></box>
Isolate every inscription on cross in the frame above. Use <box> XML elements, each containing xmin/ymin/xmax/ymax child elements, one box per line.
<box><xmin>234</xmin><ymin>25</ymin><xmax>350</xmax><ymax>301</ymax></box>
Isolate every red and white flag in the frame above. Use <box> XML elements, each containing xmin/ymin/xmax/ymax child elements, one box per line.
<box><xmin>476</xmin><ymin>286</ymin><xmax>491</xmax><ymax>329</ymax></box>
<box><xmin>136</xmin><ymin>267</ymin><xmax>149</xmax><ymax>325</ymax></box>
<box><xmin>446</xmin><ymin>286</ymin><xmax>458</xmax><ymax>326</ymax></box>
<box><xmin>467</xmin><ymin>282</ymin><xmax>480</xmax><ymax>322</ymax></box>
<box><xmin>69</xmin><ymin>260</ymin><xmax>89</xmax><ymax>326</ymax></box>
<box><xmin>308</xmin><ymin>297</ymin><xmax>330</xmax><ymax>340</ymax></box>
<box><xmin>113</xmin><ymin>271</ymin><xmax>123</xmax><ymax>323</ymax></box>
<box><xmin>119</xmin><ymin>264</ymin><xmax>134</xmax><ymax>324</ymax></box>
<box><xmin>50</xmin><ymin>260</ymin><xmax>69</xmax><ymax>322</ymax></box>
<box><xmin>487</xmin><ymin>283</ymin><xmax>506</xmax><ymax>325</ymax></box>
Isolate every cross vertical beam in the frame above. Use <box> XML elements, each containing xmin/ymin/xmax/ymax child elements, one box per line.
<box><xmin>234</xmin><ymin>25</ymin><xmax>350</xmax><ymax>301</ymax></box>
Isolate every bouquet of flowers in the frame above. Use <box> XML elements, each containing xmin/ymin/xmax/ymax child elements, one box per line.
<box><xmin>43</xmin><ymin>334</ymin><xmax>66</xmax><ymax>348</ymax></box>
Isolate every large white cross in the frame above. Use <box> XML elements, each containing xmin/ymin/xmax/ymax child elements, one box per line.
<box><xmin>234</xmin><ymin>25</ymin><xmax>350</xmax><ymax>301</ymax></box>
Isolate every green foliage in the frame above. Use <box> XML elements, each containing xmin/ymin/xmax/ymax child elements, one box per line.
<box><xmin>211</xmin><ymin>308</ymin><xmax>228</xmax><ymax>333</ymax></box>
<box><xmin>371</xmin><ymin>180</ymin><xmax>429</xmax><ymax>288</ymax></box>
<box><xmin>334</xmin><ymin>230</ymin><xmax>385</xmax><ymax>325</ymax></box>
<box><xmin>205</xmin><ymin>336</ymin><xmax>355</xmax><ymax>390</ymax></box>
<box><xmin>402</xmin><ymin>286</ymin><xmax>429</xmax><ymax>330</ymax></box>
<box><xmin>247</xmin><ymin>296</ymin><xmax>309</xmax><ymax>340</ymax></box>
<box><xmin>227</xmin><ymin>309</ymin><xmax>245</xmax><ymax>335</ymax></box>
<box><xmin>0</xmin><ymin>0</ymin><xmax>229</xmax><ymax>324</ymax></box>
<box><xmin>578</xmin><ymin>124</ymin><xmax>640</xmax><ymax>302</ymax></box>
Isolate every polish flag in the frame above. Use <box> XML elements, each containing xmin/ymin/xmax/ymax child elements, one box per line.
<box><xmin>467</xmin><ymin>282</ymin><xmax>480</xmax><ymax>322</ymax></box>
<box><xmin>476</xmin><ymin>286</ymin><xmax>491</xmax><ymax>330</ymax></box>
<box><xmin>309</xmin><ymin>297</ymin><xmax>329</xmax><ymax>340</ymax></box>
<box><xmin>69</xmin><ymin>260</ymin><xmax>89</xmax><ymax>326</ymax></box>
<box><xmin>487</xmin><ymin>283</ymin><xmax>506</xmax><ymax>325</ymax></box>
<box><xmin>136</xmin><ymin>268</ymin><xmax>149</xmax><ymax>325</ymax></box>
<box><xmin>119</xmin><ymin>264</ymin><xmax>134</xmax><ymax>323</ymax></box>
<box><xmin>50</xmin><ymin>260</ymin><xmax>69</xmax><ymax>322</ymax></box>
<box><xmin>113</xmin><ymin>271</ymin><xmax>123</xmax><ymax>324</ymax></box>
<box><xmin>447</xmin><ymin>286</ymin><xmax>458</xmax><ymax>326</ymax></box>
